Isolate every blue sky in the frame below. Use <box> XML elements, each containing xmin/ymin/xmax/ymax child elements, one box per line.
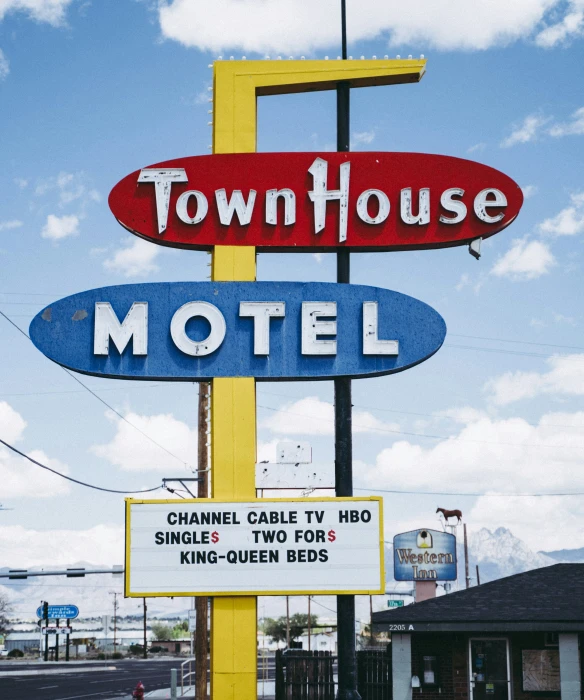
<box><xmin>1</xmin><ymin>0</ymin><xmax>584</xmax><ymax>609</ymax></box>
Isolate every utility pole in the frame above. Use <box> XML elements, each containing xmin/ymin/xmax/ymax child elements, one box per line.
<box><xmin>110</xmin><ymin>592</ymin><xmax>118</xmax><ymax>654</ymax></box>
<box><xmin>143</xmin><ymin>598</ymin><xmax>147</xmax><ymax>659</ymax></box>
<box><xmin>195</xmin><ymin>382</ymin><xmax>210</xmax><ymax>700</ymax></box>
<box><xmin>463</xmin><ymin>524</ymin><xmax>470</xmax><ymax>589</ymax></box>
<box><xmin>476</xmin><ymin>565</ymin><xmax>481</xmax><ymax>586</ymax></box>
<box><xmin>286</xmin><ymin>596</ymin><xmax>290</xmax><ymax>648</ymax></box>
<box><xmin>335</xmin><ymin>2</ymin><xmax>360</xmax><ymax>698</ymax></box>
<box><xmin>307</xmin><ymin>596</ymin><xmax>311</xmax><ymax>652</ymax></box>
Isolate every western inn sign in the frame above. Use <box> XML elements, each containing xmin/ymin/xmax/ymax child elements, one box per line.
<box><xmin>29</xmin><ymin>57</ymin><xmax>523</xmax><ymax>700</ymax></box>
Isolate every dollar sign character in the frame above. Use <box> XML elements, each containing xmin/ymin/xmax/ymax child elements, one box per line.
<box><xmin>327</xmin><ymin>529</ymin><xmax>336</xmax><ymax>542</ymax></box>
<box><xmin>211</xmin><ymin>531</ymin><xmax>219</xmax><ymax>543</ymax></box>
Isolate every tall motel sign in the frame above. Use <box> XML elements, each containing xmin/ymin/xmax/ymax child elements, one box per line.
<box><xmin>30</xmin><ymin>58</ymin><xmax>523</xmax><ymax>699</ymax></box>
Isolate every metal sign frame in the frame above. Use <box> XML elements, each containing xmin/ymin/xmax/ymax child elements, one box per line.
<box><xmin>124</xmin><ymin>496</ymin><xmax>385</xmax><ymax>598</ymax></box>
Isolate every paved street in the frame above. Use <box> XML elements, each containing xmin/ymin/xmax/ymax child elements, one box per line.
<box><xmin>0</xmin><ymin>659</ymin><xmax>184</xmax><ymax>700</ymax></box>
<box><xmin>0</xmin><ymin>657</ymin><xmax>277</xmax><ymax>700</ymax></box>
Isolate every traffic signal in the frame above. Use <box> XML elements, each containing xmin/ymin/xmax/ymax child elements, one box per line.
<box><xmin>42</xmin><ymin>601</ymin><xmax>49</xmax><ymax>621</ymax></box>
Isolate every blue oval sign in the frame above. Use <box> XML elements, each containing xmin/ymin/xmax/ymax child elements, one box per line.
<box><xmin>29</xmin><ymin>282</ymin><xmax>446</xmax><ymax>381</ymax></box>
<box><xmin>36</xmin><ymin>604</ymin><xmax>79</xmax><ymax>620</ymax></box>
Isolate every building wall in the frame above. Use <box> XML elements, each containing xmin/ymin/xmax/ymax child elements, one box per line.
<box><xmin>411</xmin><ymin>634</ymin><xmax>468</xmax><ymax>700</ymax></box>
<box><xmin>410</xmin><ymin>632</ymin><xmax>580</xmax><ymax>700</ymax></box>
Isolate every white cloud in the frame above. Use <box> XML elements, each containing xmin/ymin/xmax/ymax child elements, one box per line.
<box><xmin>261</xmin><ymin>396</ymin><xmax>399</xmax><ymax>436</ymax></box>
<box><xmin>361</xmin><ymin>409</ymin><xmax>584</xmax><ymax>549</ymax></box>
<box><xmin>549</xmin><ymin>105</ymin><xmax>584</xmax><ymax>136</ymax></box>
<box><xmin>0</xmin><ymin>401</ymin><xmax>27</xmax><ymax>443</ymax></box>
<box><xmin>0</xmin><ymin>401</ymin><xmax>70</xmax><ymax>498</ymax></box>
<box><xmin>353</xmin><ymin>129</ymin><xmax>375</xmax><ymax>146</ymax></box>
<box><xmin>157</xmin><ymin>0</ymin><xmax>563</xmax><ymax>53</ymax></box>
<box><xmin>490</xmin><ymin>237</ymin><xmax>555</xmax><ymax>280</ymax></box>
<box><xmin>535</xmin><ymin>1</ymin><xmax>584</xmax><ymax>47</ymax></box>
<box><xmin>500</xmin><ymin>113</ymin><xmax>550</xmax><ymax>147</ymax></box>
<box><xmin>486</xmin><ymin>354</ymin><xmax>584</xmax><ymax>404</ymax></box>
<box><xmin>470</xmin><ymin>495</ymin><xmax>584</xmax><ymax>551</ymax></box>
<box><xmin>0</xmin><ymin>0</ymin><xmax>75</xmax><ymax>26</ymax></box>
<box><xmin>0</xmin><ymin>48</ymin><xmax>9</xmax><ymax>80</ymax></box>
<box><xmin>538</xmin><ymin>191</ymin><xmax>584</xmax><ymax>236</ymax></box>
<box><xmin>0</xmin><ymin>524</ymin><xmax>123</xmax><ymax>568</ymax></box>
<box><xmin>521</xmin><ymin>184</ymin><xmax>538</xmax><ymax>198</ymax></box>
<box><xmin>0</xmin><ymin>219</ymin><xmax>23</xmax><ymax>231</ymax></box>
<box><xmin>103</xmin><ymin>238</ymin><xmax>160</xmax><ymax>278</ymax></box>
<box><xmin>467</xmin><ymin>142</ymin><xmax>486</xmax><ymax>154</ymax></box>
<box><xmin>41</xmin><ymin>213</ymin><xmax>79</xmax><ymax>240</ymax></box>
<box><xmin>92</xmin><ymin>411</ymin><xmax>198</xmax><ymax>472</ymax></box>
<box><xmin>13</xmin><ymin>178</ymin><xmax>28</xmax><ymax>189</ymax></box>
<box><xmin>455</xmin><ymin>273</ymin><xmax>470</xmax><ymax>291</ymax></box>
<box><xmin>35</xmin><ymin>171</ymin><xmax>100</xmax><ymax>210</ymax></box>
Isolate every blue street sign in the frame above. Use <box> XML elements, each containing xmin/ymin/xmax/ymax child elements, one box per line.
<box><xmin>393</xmin><ymin>529</ymin><xmax>457</xmax><ymax>581</ymax></box>
<box><xmin>29</xmin><ymin>282</ymin><xmax>446</xmax><ymax>381</ymax></box>
<box><xmin>36</xmin><ymin>604</ymin><xmax>79</xmax><ymax>620</ymax></box>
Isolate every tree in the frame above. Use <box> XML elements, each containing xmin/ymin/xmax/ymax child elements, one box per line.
<box><xmin>0</xmin><ymin>593</ymin><xmax>10</xmax><ymax>637</ymax></box>
<box><xmin>172</xmin><ymin>620</ymin><xmax>189</xmax><ymax>638</ymax></box>
<box><xmin>151</xmin><ymin>622</ymin><xmax>173</xmax><ymax>641</ymax></box>
<box><xmin>263</xmin><ymin>613</ymin><xmax>317</xmax><ymax>645</ymax></box>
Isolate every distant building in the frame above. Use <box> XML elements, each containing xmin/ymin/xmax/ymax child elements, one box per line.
<box><xmin>373</xmin><ymin>564</ymin><xmax>584</xmax><ymax>700</ymax></box>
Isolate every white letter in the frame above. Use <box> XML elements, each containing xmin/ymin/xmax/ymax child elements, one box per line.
<box><xmin>400</xmin><ymin>187</ymin><xmax>430</xmax><ymax>225</ymax></box>
<box><xmin>176</xmin><ymin>190</ymin><xmax>208</xmax><ymax>225</ymax></box>
<box><xmin>170</xmin><ymin>302</ymin><xmax>226</xmax><ymax>356</ymax></box>
<box><xmin>439</xmin><ymin>188</ymin><xmax>467</xmax><ymax>224</ymax></box>
<box><xmin>215</xmin><ymin>189</ymin><xmax>257</xmax><ymax>225</ymax></box>
<box><xmin>362</xmin><ymin>302</ymin><xmax>398</xmax><ymax>355</ymax></box>
<box><xmin>474</xmin><ymin>188</ymin><xmax>507</xmax><ymax>223</ymax></box>
<box><xmin>357</xmin><ymin>189</ymin><xmax>390</xmax><ymax>224</ymax></box>
<box><xmin>239</xmin><ymin>302</ymin><xmax>285</xmax><ymax>355</ymax></box>
<box><xmin>265</xmin><ymin>189</ymin><xmax>296</xmax><ymax>225</ymax></box>
<box><xmin>94</xmin><ymin>302</ymin><xmax>148</xmax><ymax>356</ymax></box>
<box><xmin>308</xmin><ymin>157</ymin><xmax>350</xmax><ymax>242</ymax></box>
<box><xmin>301</xmin><ymin>302</ymin><xmax>337</xmax><ymax>355</ymax></box>
<box><xmin>137</xmin><ymin>169</ymin><xmax>188</xmax><ymax>234</ymax></box>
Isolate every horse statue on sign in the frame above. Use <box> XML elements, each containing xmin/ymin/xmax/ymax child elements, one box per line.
<box><xmin>436</xmin><ymin>507</ymin><xmax>462</xmax><ymax>523</ymax></box>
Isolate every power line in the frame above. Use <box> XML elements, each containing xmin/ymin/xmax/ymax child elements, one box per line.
<box><xmin>450</xmin><ymin>333</ymin><xmax>584</xmax><ymax>352</ymax></box>
<box><xmin>0</xmin><ymin>310</ymin><xmax>193</xmax><ymax>471</ymax></box>
<box><xmin>355</xmin><ymin>486</ymin><xmax>584</xmax><ymax>497</ymax></box>
<box><xmin>0</xmin><ymin>437</ymin><xmax>162</xmax><ymax>495</ymax></box>
<box><xmin>258</xmin><ymin>388</ymin><xmax>584</xmax><ymax>432</ymax></box>
<box><xmin>257</xmin><ymin>404</ymin><xmax>584</xmax><ymax>452</ymax></box>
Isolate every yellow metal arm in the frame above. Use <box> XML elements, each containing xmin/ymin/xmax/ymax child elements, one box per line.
<box><xmin>213</xmin><ymin>58</ymin><xmax>426</xmax><ymax>153</ymax></box>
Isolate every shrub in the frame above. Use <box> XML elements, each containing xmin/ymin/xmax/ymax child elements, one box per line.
<box><xmin>97</xmin><ymin>653</ymin><xmax>106</xmax><ymax>660</ymax></box>
<box><xmin>7</xmin><ymin>649</ymin><xmax>24</xmax><ymax>658</ymax></box>
<box><xmin>149</xmin><ymin>646</ymin><xmax>164</xmax><ymax>653</ymax></box>
<box><xmin>129</xmin><ymin>644</ymin><xmax>145</xmax><ymax>656</ymax></box>
<box><xmin>111</xmin><ymin>652</ymin><xmax>124</xmax><ymax>660</ymax></box>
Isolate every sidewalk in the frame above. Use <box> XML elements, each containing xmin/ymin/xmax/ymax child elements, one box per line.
<box><xmin>107</xmin><ymin>681</ymin><xmax>275</xmax><ymax>699</ymax></box>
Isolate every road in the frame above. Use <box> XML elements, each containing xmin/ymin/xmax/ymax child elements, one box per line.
<box><xmin>0</xmin><ymin>659</ymin><xmax>190</xmax><ymax>700</ymax></box>
<box><xmin>0</xmin><ymin>657</ymin><xmax>276</xmax><ymax>700</ymax></box>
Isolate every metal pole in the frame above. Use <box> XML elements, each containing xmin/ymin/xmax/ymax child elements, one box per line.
<box><xmin>55</xmin><ymin>619</ymin><xmax>59</xmax><ymax>662</ymax></box>
<box><xmin>196</xmin><ymin>382</ymin><xmax>209</xmax><ymax>700</ymax></box>
<box><xmin>66</xmin><ymin>624</ymin><xmax>70</xmax><ymax>662</ymax></box>
<box><xmin>308</xmin><ymin>596</ymin><xmax>311</xmax><ymax>651</ymax></box>
<box><xmin>464</xmin><ymin>524</ymin><xmax>470</xmax><ymax>589</ymax></box>
<box><xmin>170</xmin><ymin>668</ymin><xmax>178</xmax><ymax>700</ymax></box>
<box><xmin>286</xmin><ymin>596</ymin><xmax>290</xmax><ymax>648</ymax></box>
<box><xmin>113</xmin><ymin>593</ymin><xmax>118</xmax><ymax>653</ymax></box>
<box><xmin>476</xmin><ymin>565</ymin><xmax>481</xmax><ymax>586</ymax></box>
<box><xmin>336</xmin><ymin>2</ymin><xmax>360</xmax><ymax>698</ymax></box>
<box><xmin>143</xmin><ymin>598</ymin><xmax>148</xmax><ymax>659</ymax></box>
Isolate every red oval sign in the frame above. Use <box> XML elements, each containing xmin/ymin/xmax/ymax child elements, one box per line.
<box><xmin>109</xmin><ymin>152</ymin><xmax>523</xmax><ymax>252</ymax></box>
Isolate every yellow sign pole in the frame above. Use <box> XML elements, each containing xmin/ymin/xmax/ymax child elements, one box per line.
<box><xmin>209</xmin><ymin>57</ymin><xmax>426</xmax><ymax>700</ymax></box>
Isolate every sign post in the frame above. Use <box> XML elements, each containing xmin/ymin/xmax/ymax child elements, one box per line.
<box><xmin>28</xmin><ymin>53</ymin><xmax>524</xmax><ymax>700</ymax></box>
